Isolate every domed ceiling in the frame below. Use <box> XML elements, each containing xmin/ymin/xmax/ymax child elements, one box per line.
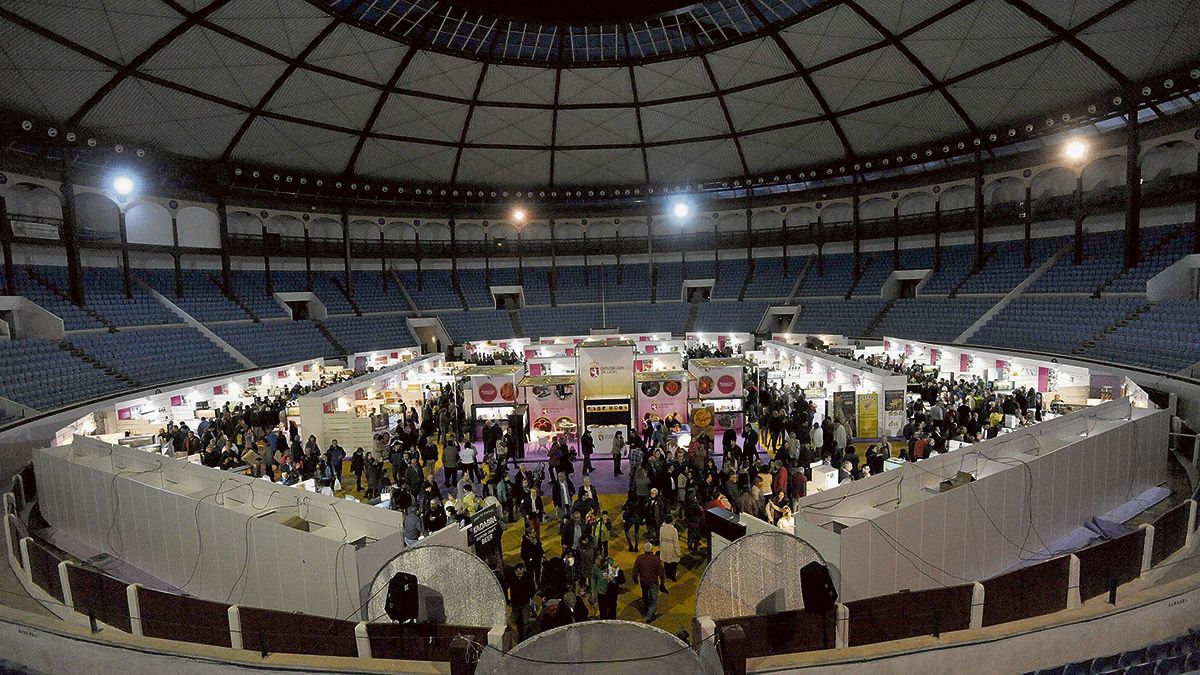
<box><xmin>0</xmin><ymin>0</ymin><xmax>1196</xmax><ymax>192</ymax></box>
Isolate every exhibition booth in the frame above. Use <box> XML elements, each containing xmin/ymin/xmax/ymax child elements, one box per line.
<box><xmin>687</xmin><ymin>357</ymin><xmax>751</xmax><ymax>438</ymax></box>
<box><xmin>350</xmin><ymin>347</ymin><xmax>421</xmax><ymax>371</ymax></box>
<box><xmin>297</xmin><ymin>355</ymin><xmax>446</xmax><ymax>452</ymax></box>
<box><xmin>55</xmin><ymin>357</ymin><xmax>326</xmax><ymax>449</ymax></box>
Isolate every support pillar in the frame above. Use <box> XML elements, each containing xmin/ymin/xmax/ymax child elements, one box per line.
<box><xmin>517</xmin><ymin>230</ymin><xmax>524</xmax><ymax>286</ymax></box>
<box><xmin>0</xmin><ymin>195</ymin><xmax>15</xmax><ymax>296</ymax></box>
<box><xmin>933</xmin><ymin>201</ymin><xmax>942</xmax><ymax>271</ymax></box>
<box><xmin>118</xmin><ymin>209</ymin><xmax>132</xmax><ymax>298</ymax></box>
<box><xmin>60</xmin><ymin>161</ymin><xmax>85</xmax><ymax>305</ymax></box>
<box><xmin>781</xmin><ymin>215</ymin><xmax>788</xmax><ymax>274</ymax></box>
<box><xmin>852</xmin><ymin>179</ymin><xmax>863</xmax><ymax>278</ymax></box>
<box><xmin>550</xmin><ymin>218</ymin><xmax>556</xmax><ymax>269</ymax></box>
<box><xmin>379</xmin><ymin>231</ymin><xmax>387</xmax><ymax>290</ymax></box>
<box><xmin>171</xmin><ymin>214</ymin><xmax>183</xmax><ymax>297</ymax></box>
<box><xmin>484</xmin><ymin>231</ymin><xmax>491</xmax><ymax>286</ymax></box>
<box><xmin>744</xmin><ymin>195</ymin><xmax>753</xmax><ymax>265</ymax></box>
<box><xmin>1023</xmin><ymin>186</ymin><xmax>1033</xmax><ymax>267</ymax></box>
<box><xmin>1193</xmin><ymin>151</ymin><xmax>1200</xmax><ymax>254</ymax></box>
<box><xmin>1124</xmin><ymin>98</ymin><xmax>1141</xmax><ymax>270</ymax></box>
<box><xmin>340</xmin><ymin>207</ymin><xmax>353</xmax><ymax>298</ymax></box>
<box><xmin>215</xmin><ymin>195</ymin><xmax>232</xmax><ymax>297</ymax></box>
<box><xmin>1073</xmin><ymin>173</ymin><xmax>1085</xmax><ymax>266</ymax></box>
<box><xmin>974</xmin><ymin>151</ymin><xmax>985</xmax><ymax>271</ymax></box>
<box><xmin>304</xmin><ymin>228</ymin><xmax>313</xmax><ymax>291</ymax></box>
<box><xmin>816</xmin><ymin>215</ymin><xmax>824</xmax><ymax>275</ymax></box>
<box><xmin>892</xmin><ymin>207</ymin><xmax>900</xmax><ymax>270</ymax></box>
<box><xmin>261</xmin><ymin>225</ymin><xmax>272</xmax><ymax>296</ymax></box>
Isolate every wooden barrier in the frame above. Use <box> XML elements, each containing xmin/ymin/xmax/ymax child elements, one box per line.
<box><xmin>237</xmin><ymin>605</ymin><xmax>358</xmax><ymax>658</ymax></box>
<box><xmin>981</xmin><ymin>556</ymin><xmax>1071</xmax><ymax>626</ymax></box>
<box><xmin>712</xmin><ymin>609</ymin><xmax>836</xmax><ymax>675</ymax></box>
<box><xmin>137</xmin><ymin>586</ymin><xmax>232</xmax><ymax>648</ymax></box>
<box><xmin>66</xmin><ymin>564</ymin><xmax>132</xmax><ymax>632</ymax></box>
<box><xmin>1150</xmin><ymin>501</ymin><xmax>1191</xmax><ymax>566</ymax></box>
<box><xmin>26</xmin><ymin>539</ymin><xmax>64</xmax><ymax>602</ymax></box>
<box><xmin>846</xmin><ymin>585</ymin><xmax>973</xmax><ymax>647</ymax></box>
<box><xmin>1076</xmin><ymin>529</ymin><xmax>1146</xmax><ymax>601</ymax></box>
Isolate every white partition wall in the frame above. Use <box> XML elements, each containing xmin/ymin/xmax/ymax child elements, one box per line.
<box><xmin>825</xmin><ymin>400</ymin><xmax>1169</xmax><ymax>601</ymax></box>
<box><xmin>33</xmin><ymin>436</ymin><xmax>404</xmax><ymax>619</ymax></box>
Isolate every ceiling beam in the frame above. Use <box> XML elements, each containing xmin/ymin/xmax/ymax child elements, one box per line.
<box><xmin>446</xmin><ymin>63</ymin><xmax>492</xmax><ymax>189</ymax></box>
<box><xmin>843</xmin><ymin>0</ymin><xmax>982</xmax><ymax>139</ymax></box>
<box><xmin>65</xmin><ymin>0</ymin><xmax>235</xmax><ymax>128</ymax></box>
<box><xmin>341</xmin><ymin>44</ymin><xmax>422</xmax><ymax>177</ymax></box>
<box><xmin>698</xmin><ymin>49</ymin><xmax>752</xmax><ymax>178</ymax></box>
<box><xmin>622</xmin><ymin>27</ymin><xmax>653</xmax><ymax>186</ymax></box>
<box><xmin>218</xmin><ymin>19</ymin><xmax>343</xmax><ymax>163</ymax></box>
<box><xmin>1003</xmin><ymin>0</ymin><xmax>1135</xmax><ymax>90</ymax></box>
<box><xmin>741</xmin><ymin>0</ymin><xmax>856</xmax><ymax>161</ymax></box>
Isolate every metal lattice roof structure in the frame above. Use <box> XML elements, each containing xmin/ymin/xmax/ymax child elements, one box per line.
<box><xmin>0</xmin><ymin>0</ymin><xmax>1197</xmax><ymax>193</ymax></box>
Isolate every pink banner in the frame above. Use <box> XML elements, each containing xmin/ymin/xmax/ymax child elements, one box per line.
<box><xmin>960</xmin><ymin>354</ymin><xmax>969</xmax><ymax>372</ymax></box>
<box><xmin>1037</xmin><ymin>366</ymin><xmax>1051</xmax><ymax>393</ymax></box>
<box><xmin>170</xmin><ymin>395</ymin><xmax>184</xmax><ymax>407</ymax></box>
<box><xmin>117</xmin><ymin>407</ymin><xmax>132</xmax><ymax>420</ymax></box>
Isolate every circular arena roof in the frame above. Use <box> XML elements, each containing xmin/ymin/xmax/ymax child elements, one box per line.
<box><xmin>0</xmin><ymin>1</ymin><xmax>1196</xmax><ymax>191</ymax></box>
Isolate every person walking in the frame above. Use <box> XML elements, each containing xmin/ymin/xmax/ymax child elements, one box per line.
<box><xmin>580</xmin><ymin>430</ymin><xmax>595</xmax><ymax>475</ymax></box>
<box><xmin>590</xmin><ymin>556</ymin><xmax>625</xmax><ymax>620</ymax></box>
<box><xmin>349</xmin><ymin>447</ymin><xmax>365</xmax><ymax>492</ymax></box>
<box><xmin>611</xmin><ymin>431</ymin><xmax>625</xmax><ymax>476</ymax></box>
<box><xmin>659</xmin><ymin>515</ymin><xmax>681</xmax><ymax>583</ymax></box>
<box><xmin>442</xmin><ymin>438</ymin><xmax>459</xmax><ymax>488</ymax></box>
<box><xmin>632</xmin><ymin>542</ymin><xmax>665</xmax><ymax>623</ymax></box>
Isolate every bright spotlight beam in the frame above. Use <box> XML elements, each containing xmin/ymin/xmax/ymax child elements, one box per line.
<box><xmin>1063</xmin><ymin>139</ymin><xmax>1087</xmax><ymax>162</ymax></box>
<box><xmin>672</xmin><ymin>201</ymin><xmax>690</xmax><ymax>218</ymax></box>
<box><xmin>113</xmin><ymin>175</ymin><xmax>134</xmax><ymax>196</ymax></box>
<box><xmin>512</xmin><ymin>208</ymin><xmax>526</xmax><ymax>223</ymax></box>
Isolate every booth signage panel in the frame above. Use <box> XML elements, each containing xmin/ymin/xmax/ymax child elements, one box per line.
<box><xmin>857</xmin><ymin>392</ymin><xmax>879</xmax><ymax>438</ymax></box>
<box><xmin>528</xmin><ymin>383</ymin><xmax>578</xmax><ymax>436</ymax></box>
<box><xmin>578</xmin><ymin>345</ymin><xmax>634</xmax><ymax>401</ymax></box>
<box><xmin>832</xmin><ymin>391</ymin><xmax>858</xmax><ymax>437</ymax></box>
<box><xmin>635</xmin><ymin>379</ymin><xmax>688</xmax><ymax>424</ymax></box>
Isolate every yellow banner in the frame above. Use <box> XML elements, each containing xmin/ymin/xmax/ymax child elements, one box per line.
<box><xmin>857</xmin><ymin>392</ymin><xmax>879</xmax><ymax>438</ymax></box>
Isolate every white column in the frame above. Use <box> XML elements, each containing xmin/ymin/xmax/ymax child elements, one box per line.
<box><xmin>1186</xmin><ymin>500</ymin><xmax>1197</xmax><ymax>549</ymax></box>
<box><xmin>58</xmin><ymin>561</ymin><xmax>74</xmax><ymax>611</ymax></box>
<box><xmin>354</xmin><ymin>621</ymin><xmax>371</xmax><ymax>659</ymax></box>
<box><xmin>3</xmin><ymin>513</ymin><xmax>18</xmax><ymax>570</ymax></box>
<box><xmin>969</xmin><ymin>581</ymin><xmax>985</xmax><ymax>629</ymax></box>
<box><xmin>1067</xmin><ymin>555</ymin><xmax>1082</xmax><ymax>609</ymax></box>
<box><xmin>127</xmin><ymin>584</ymin><xmax>142</xmax><ymax>636</ymax></box>
<box><xmin>1138</xmin><ymin>523</ymin><xmax>1155</xmax><ymax>576</ymax></box>
<box><xmin>227</xmin><ymin>605</ymin><xmax>243</xmax><ymax>650</ymax></box>
<box><xmin>835</xmin><ymin>603</ymin><xmax>849</xmax><ymax>649</ymax></box>
<box><xmin>18</xmin><ymin>537</ymin><xmax>32</xmax><ymax>586</ymax></box>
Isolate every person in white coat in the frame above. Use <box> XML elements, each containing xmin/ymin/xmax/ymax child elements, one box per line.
<box><xmin>658</xmin><ymin>515</ymin><xmax>681</xmax><ymax>584</ymax></box>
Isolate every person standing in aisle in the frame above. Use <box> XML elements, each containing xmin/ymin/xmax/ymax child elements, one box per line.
<box><xmin>611</xmin><ymin>431</ymin><xmax>625</xmax><ymax>476</ymax></box>
<box><xmin>658</xmin><ymin>515</ymin><xmax>681</xmax><ymax>584</ymax></box>
<box><xmin>580</xmin><ymin>429</ymin><xmax>595</xmax><ymax>475</ymax></box>
<box><xmin>632</xmin><ymin>542</ymin><xmax>665</xmax><ymax>623</ymax></box>
<box><xmin>590</xmin><ymin>556</ymin><xmax>625</xmax><ymax>620</ymax></box>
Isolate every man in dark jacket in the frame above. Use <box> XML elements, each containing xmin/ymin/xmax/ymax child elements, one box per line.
<box><xmin>507</xmin><ymin>562</ymin><xmax>538</xmax><ymax>641</ymax></box>
<box><xmin>580</xmin><ymin>430</ymin><xmax>595</xmax><ymax>475</ymax></box>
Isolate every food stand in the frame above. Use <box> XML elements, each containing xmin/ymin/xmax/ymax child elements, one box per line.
<box><xmin>520</xmin><ymin>374</ymin><xmax>579</xmax><ymax>447</ymax></box>
<box><xmin>577</xmin><ymin>339</ymin><xmax>636</xmax><ymax>442</ymax></box>
<box><xmin>464</xmin><ymin>364</ymin><xmax>526</xmax><ymax>438</ymax></box>
<box><xmin>635</xmin><ymin>370</ymin><xmax>691</xmax><ymax>438</ymax></box>
<box><xmin>688</xmin><ymin>357</ymin><xmax>750</xmax><ymax>436</ymax></box>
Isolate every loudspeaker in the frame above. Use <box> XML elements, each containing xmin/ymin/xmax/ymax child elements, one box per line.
<box><xmin>800</xmin><ymin>561</ymin><xmax>837</xmax><ymax>613</ymax></box>
<box><xmin>384</xmin><ymin>571</ymin><xmax>418</xmax><ymax>622</ymax></box>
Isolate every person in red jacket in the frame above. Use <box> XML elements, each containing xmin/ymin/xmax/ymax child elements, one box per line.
<box><xmin>632</xmin><ymin>542</ymin><xmax>665</xmax><ymax>623</ymax></box>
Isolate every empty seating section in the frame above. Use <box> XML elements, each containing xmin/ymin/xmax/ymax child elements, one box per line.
<box><xmin>969</xmin><ymin>297</ymin><xmax>1142</xmax><ymax>354</ymax></box>
<box><xmin>436</xmin><ymin>310</ymin><xmax>514</xmax><ymax>343</ymax></box>
<box><xmin>397</xmin><ymin>270</ymin><xmax>460</xmax><ymax>309</ymax></box>
<box><xmin>654</xmin><ymin>263</ymin><xmax>683</xmax><ymax>302</ymax></box>
<box><xmin>604</xmin><ymin>302</ymin><xmax>689</xmax><ymax>334</ymax></box>
<box><xmin>602</xmin><ymin>265</ymin><xmax>650</xmax><ymax>302</ymax></box>
<box><xmin>522</xmin><ymin>267</ymin><xmax>552</xmax><ymax>305</ymax></box>
<box><xmin>796</xmin><ymin>254</ymin><xmax>856</xmax><ymax>297</ymax></box>
<box><xmin>552</xmin><ymin>266</ymin><xmax>601</xmax><ymax>304</ymax></box>
<box><xmin>1082</xmin><ymin>300</ymin><xmax>1200</xmax><ymax>372</ymax></box>
<box><xmin>322</xmin><ymin>315</ymin><xmax>417</xmax><ymax>354</ymax></box>
<box><xmin>694</xmin><ymin>301</ymin><xmax>769</xmax><ymax>333</ymax></box>
<box><xmin>1026</xmin><ymin>627</ymin><xmax>1200</xmax><ymax>675</ymax></box>
<box><xmin>350</xmin><ymin>272</ymin><xmax>411</xmax><ymax>313</ymax></box>
<box><xmin>873</xmin><ymin>298</ymin><xmax>996</xmax><ymax>344</ymax></box>
<box><xmin>74</xmin><ymin>267</ymin><xmax>179</xmax><ymax>327</ymax></box>
<box><xmin>16</xmin><ymin>268</ymin><xmax>102</xmax><ymax>330</ymax></box>
<box><xmin>712</xmin><ymin>259</ymin><xmax>747</xmax><ymax>299</ymax></box>
<box><xmin>743</xmin><ymin>257</ymin><xmax>795</xmax><ymax>299</ymax></box>
<box><xmin>212</xmin><ymin>320</ymin><xmax>340</xmax><ymax>365</ymax></box>
<box><xmin>959</xmin><ymin>238</ymin><xmax>1065</xmax><ymax>294</ymax></box>
<box><xmin>225</xmin><ymin>271</ymin><xmax>289</xmax><ymax>319</ymax></box>
<box><xmin>456</xmin><ymin>269</ymin><xmax>494</xmax><ymax>308</ymax></box>
<box><xmin>1029</xmin><ymin>231</ymin><xmax>1126</xmax><ymax>294</ymax></box>
<box><xmin>69</xmin><ymin>328</ymin><xmax>241</xmax><ymax>386</ymax></box>
<box><xmin>272</xmin><ymin>271</ymin><xmax>356</xmax><ymax>315</ymax></box>
<box><xmin>920</xmin><ymin>245</ymin><xmax>975</xmax><ymax>294</ymax></box>
<box><xmin>137</xmin><ymin>269</ymin><xmax>250</xmax><ymax>322</ymax></box>
<box><xmin>898</xmin><ymin>247</ymin><xmax>935</xmax><ymax>270</ymax></box>
<box><xmin>1106</xmin><ymin>225</ymin><xmax>1195</xmax><ymax>293</ymax></box>
<box><xmin>683</xmin><ymin>258</ymin><xmax>717</xmax><ymax>279</ymax></box>
<box><xmin>792</xmin><ymin>299</ymin><xmax>886</xmax><ymax>336</ymax></box>
<box><xmin>850</xmin><ymin>255</ymin><xmax>892</xmax><ymax>296</ymax></box>
<box><xmin>0</xmin><ymin>338</ymin><xmax>129</xmax><ymax>410</ymax></box>
<box><xmin>518</xmin><ymin>305</ymin><xmax>601</xmax><ymax>337</ymax></box>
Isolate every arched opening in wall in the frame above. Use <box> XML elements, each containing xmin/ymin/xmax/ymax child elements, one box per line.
<box><xmin>1030</xmin><ymin>167</ymin><xmax>1077</xmax><ymax>217</ymax></box>
<box><xmin>1080</xmin><ymin>154</ymin><xmax>1126</xmax><ymax>206</ymax></box>
<box><xmin>938</xmin><ymin>184</ymin><xmax>974</xmax><ymax>213</ymax></box>
<box><xmin>125</xmin><ymin>202</ymin><xmax>173</xmax><ymax>247</ymax></box>
<box><xmin>896</xmin><ymin>192</ymin><xmax>934</xmax><ymax>218</ymax></box>
<box><xmin>74</xmin><ymin>192</ymin><xmax>120</xmax><ymax>242</ymax></box>
<box><xmin>860</xmin><ymin>197</ymin><xmax>893</xmax><ymax>223</ymax></box>
<box><xmin>176</xmin><ymin>207</ymin><xmax>219</xmax><ymax>249</ymax></box>
<box><xmin>1140</xmin><ymin>140</ymin><xmax>1196</xmax><ymax>196</ymax></box>
<box><xmin>4</xmin><ymin>183</ymin><xmax>63</xmax><ymax>239</ymax></box>
<box><xmin>349</xmin><ymin>219</ymin><xmax>380</xmax><ymax>242</ymax></box>
<box><xmin>227</xmin><ymin>211</ymin><xmax>261</xmax><ymax>238</ymax></box>
<box><xmin>984</xmin><ymin>177</ymin><xmax>1025</xmax><ymax>215</ymax></box>
<box><xmin>308</xmin><ymin>217</ymin><xmax>341</xmax><ymax>244</ymax></box>
<box><xmin>820</xmin><ymin>202</ymin><xmax>852</xmax><ymax>226</ymax></box>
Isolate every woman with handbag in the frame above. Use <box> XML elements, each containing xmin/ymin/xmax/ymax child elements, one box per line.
<box><xmin>611</xmin><ymin>431</ymin><xmax>625</xmax><ymax>476</ymax></box>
